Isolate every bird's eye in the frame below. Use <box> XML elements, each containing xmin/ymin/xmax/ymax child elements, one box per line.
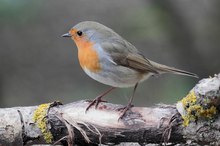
<box><xmin>77</xmin><ymin>31</ymin><xmax>83</xmax><ymax>36</ymax></box>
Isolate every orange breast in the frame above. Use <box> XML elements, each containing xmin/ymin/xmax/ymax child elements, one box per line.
<box><xmin>75</xmin><ymin>39</ymin><xmax>101</xmax><ymax>73</ymax></box>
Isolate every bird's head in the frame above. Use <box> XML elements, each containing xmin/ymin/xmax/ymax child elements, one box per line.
<box><xmin>62</xmin><ymin>21</ymin><xmax>119</xmax><ymax>44</ymax></box>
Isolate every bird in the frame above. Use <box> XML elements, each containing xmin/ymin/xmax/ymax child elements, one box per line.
<box><xmin>62</xmin><ymin>21</ymin><xmax>198</xmax><ymax>119</ymax></box>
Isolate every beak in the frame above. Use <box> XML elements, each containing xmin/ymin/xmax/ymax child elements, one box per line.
<box><xmin>62</xmin><ymin>33</ymin><xmax>71</xmax><ymax>37</ymax></box>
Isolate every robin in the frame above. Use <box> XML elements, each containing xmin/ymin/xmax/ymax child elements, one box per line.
<box><xmin>62</xmin><ymin>21</ymin><xmax>198</xmax><ymax>119</ymax></box>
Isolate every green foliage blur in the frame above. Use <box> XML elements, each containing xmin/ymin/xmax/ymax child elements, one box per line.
<box><xmin>0</xmin><ymin>0</ymin><xmax>219</xmax><ymax>107</ymax></box>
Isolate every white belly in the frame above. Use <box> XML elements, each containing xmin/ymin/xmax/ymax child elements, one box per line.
<box><xmin>83</xmin><ymin>65</ymin><xmax>152</xmax><ymax>88</ymax></box>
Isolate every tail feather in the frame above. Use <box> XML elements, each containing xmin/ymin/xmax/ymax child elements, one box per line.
<box><xmin>150</xmin><ymin>61</ymin><xmax>198</xmax><ymax>78</ymax></box>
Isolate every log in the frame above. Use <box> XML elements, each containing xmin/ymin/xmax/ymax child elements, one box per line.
<box><xmin>0</xmin><ymin>74</ymin><xmax>219</xmax><ymax>146</ymax></box>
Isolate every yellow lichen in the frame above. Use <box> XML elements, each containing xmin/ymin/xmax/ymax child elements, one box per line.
<box><xmin>200</xmin><ymin>106</ymin><xmax>217</xmax><ymax>118</ymax></box>
<box><xmin>179</xmin><ymin>90</ymin><xmax>217</xmax><ymax>126</ymax></box>
<box><xmin>33</xmin><ymin>103</ymin><xmax>53</xmax><ymax>143</ymax></box>
<box><xmin>182</xmin><ymin>115</ymin><xmax>189</xmax><ymax>127</ymax></box>
<box><xmin>181</xmin><ymin>91</ymin><xmax>197</xmax><ymax>108</ymax></box>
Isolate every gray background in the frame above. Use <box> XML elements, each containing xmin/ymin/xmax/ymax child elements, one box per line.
<box><xmin>0</xmin><ymin>0</ymin><xmax>219</xmax><ymax>107</ymax></box>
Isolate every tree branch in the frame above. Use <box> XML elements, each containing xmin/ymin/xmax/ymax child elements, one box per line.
<box><xmin>0</xmin><ymin>74</ymin><xmax>219</xmax><ymax>145</ymax></box>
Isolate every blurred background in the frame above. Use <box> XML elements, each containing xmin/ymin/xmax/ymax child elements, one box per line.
<box><xmin>0</xmin><ymin>0</ymin><xmax>219</xmax><ymax>107</ymax></box>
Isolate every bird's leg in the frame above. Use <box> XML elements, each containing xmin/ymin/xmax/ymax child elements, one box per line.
<box><xmin>118</xmin><ymin>83</ymin><xmax>138</xmax><ymax>120</ymax></box>
<box><xmin>86</xmin><ymin>87</ymin><xmax>116</xmax><ymax>112</ymax></box>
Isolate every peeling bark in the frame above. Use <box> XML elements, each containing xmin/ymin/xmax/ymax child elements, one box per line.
<box><xmin>0</xmin><ymin>74</ymin><xmax>219</xmax><ymax>146</ymax></box>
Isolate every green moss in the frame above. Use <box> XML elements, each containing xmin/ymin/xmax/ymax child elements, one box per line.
<box><xmin>33</xmin><ymin>103</ymin><xmax>53</xmax><ymax>143</ymax></box>
<box><xmin>179</xmin><ymin>90</ymin><xmax>217</xmax><ymax>126</ymax></box>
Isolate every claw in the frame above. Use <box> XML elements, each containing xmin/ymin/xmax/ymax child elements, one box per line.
<box><xmin>85</xmin><ymin>87</ymin><xmax>115</xmax><ymax>113</ymax></box>
<box><xmin>85</xmin><ymin>97</ymin><xmax>106</xmax><ymax>112</ymax></box>
<box><xmin>117</xmin><ymin>104</ymin><xmax>134</xmax><ymax>121</ymax></box>
<box><xmin>85</xmin><ymin>99</ymin><xmax>96</xmax><ymax>112</ymax></box>
<box><xmin>95</xmin><ymin>99</ymin><xmax>107</xmax><ymax>109</ymax></box>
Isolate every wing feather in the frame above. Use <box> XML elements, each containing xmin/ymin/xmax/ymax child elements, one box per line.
<box><xmin>100</xmin><ymin>39</ymin><xmax>158</xmax><ymax>73</ymax></box>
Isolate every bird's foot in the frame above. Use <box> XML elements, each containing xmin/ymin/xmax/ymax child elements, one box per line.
<box><xmin>85</xmin><ymin>87</ymin><xmax>115</xmax><ymax>112</ymax></box>
<box><xmin>117</xmin><ymin>103</ymin><xmax>134</xmax><ymax>121</ymax></box>
<box><xmin>85</xmin><ymin>96</ymin><xmax>107</xmax><ymax>112</ymax></box>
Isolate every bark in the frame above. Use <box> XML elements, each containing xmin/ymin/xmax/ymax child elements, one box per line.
<box><xmin>0</xmin><ymin>74</ymin><xmax>219</xmax><ymax>146</ymax></box>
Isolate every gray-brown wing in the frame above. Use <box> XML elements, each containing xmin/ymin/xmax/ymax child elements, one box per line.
<box><xmin>100</xmin><ymin>39</ymin><xmax>158</xmax><ymax>74</ymax></box>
